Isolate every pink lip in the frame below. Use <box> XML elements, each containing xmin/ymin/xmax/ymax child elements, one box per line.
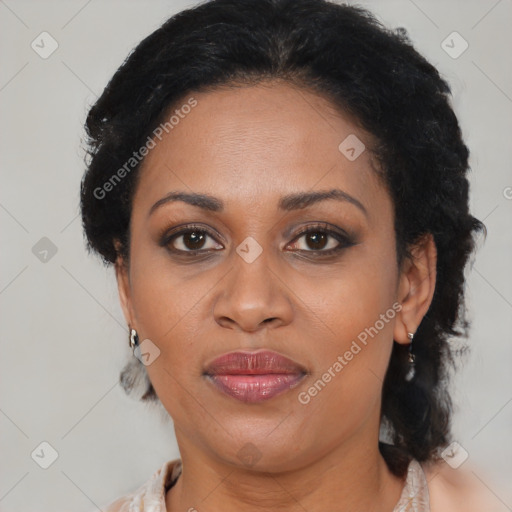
<box><xmin>204</xmin><ymin>350</ymin><xmax>307</xmax><ymax>403</ymax></box>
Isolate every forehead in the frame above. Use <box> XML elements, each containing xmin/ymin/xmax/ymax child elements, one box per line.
<box><xmin>134</xmin><ymin>81</ymin><xmax>388</xmax><ymax>218</ymax></box>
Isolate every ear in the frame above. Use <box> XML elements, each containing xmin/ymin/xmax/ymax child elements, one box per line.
<box><xmin>393</xmin><ymin>233</ymin><xmax>437</xmax><ymax>345</ymax></box>
<box><xmin>114</xmin><ymin>239</ymin><xmax>136</xmax><ymax>329</ymax></box>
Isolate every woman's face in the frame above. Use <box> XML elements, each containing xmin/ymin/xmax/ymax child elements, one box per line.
<box><xmin>116</xmin><ymin>81</ymin><xmax>423</xmax><ymax>472</ymax></box>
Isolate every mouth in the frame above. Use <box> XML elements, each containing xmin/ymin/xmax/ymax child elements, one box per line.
<box><xmin>203</xmin><ymin>350</ymin><xmax>308</xmax><ymax>403</ymax></box>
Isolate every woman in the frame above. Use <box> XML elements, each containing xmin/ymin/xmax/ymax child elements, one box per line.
<box><xmin>80</xmin><ymin>0</ymin><xmax>502</xmax><ymax>510</ymax></box>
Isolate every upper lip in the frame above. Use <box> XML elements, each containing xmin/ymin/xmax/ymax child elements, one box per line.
<box><xmin>204</xmin><ymin>349</ymin><xmax>308</xmax><ymax>376</ymax></box>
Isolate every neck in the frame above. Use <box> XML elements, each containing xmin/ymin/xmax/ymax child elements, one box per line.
<box><xmin>165</xmin><ymin>434</ymin><xmax>406</xmax><ymax>512</ymax></box>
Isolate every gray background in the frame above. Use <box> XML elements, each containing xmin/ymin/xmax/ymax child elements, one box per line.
<box><xmin>1</xmin><ymin>0</ymin><xmax>511</xmax><ymax>510</ymax></box>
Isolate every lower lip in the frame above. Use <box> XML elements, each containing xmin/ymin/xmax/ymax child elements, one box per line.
<box><xmin>205</xmin><ymin>373</ymin><xmax>305</xmax><ymax>403</ymax></box>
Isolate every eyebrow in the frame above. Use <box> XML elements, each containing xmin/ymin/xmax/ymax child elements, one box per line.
<box><xmin>149</xmin><ymin>188</ymin><xmax>368</xmax><ymax>217</ymax></box>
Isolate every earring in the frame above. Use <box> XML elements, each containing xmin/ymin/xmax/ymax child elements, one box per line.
<box><xmin>405</xmin><ymin>332</ymin><xmax>415</xmax><ymax>382</ymax></box>
<box><xmin>129</xmin><ymin>328</ymin><xmax>139</xmax><ymax>349</ymax></box>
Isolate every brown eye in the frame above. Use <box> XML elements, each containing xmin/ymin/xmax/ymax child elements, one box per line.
<box><xmin>181</xmin><ymin>231</ymin><xmax>206</xmax><ymax>250</ymax></box>
<box><xmin>303</xmin><ymin>231</ymin><xmax>329</xmax><ymax>250</ymax></box>
<box><xmin>162</xmin><ymin>225</ymin><xmax>224</xmax><ymax>254</ymax></box>
<box><xmin>287</xmin><ymin>225</ymin><xmax>353</xmax><ymax>254</ymax></box>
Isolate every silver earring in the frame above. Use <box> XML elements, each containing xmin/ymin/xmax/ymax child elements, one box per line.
<box><xmin>405</xmin><ymin>332</ymin><xmax>415</xmax><ymax>382</ymax></box>
<box><xmin>121</xmin><ymin>327</ymin><xmax>159</xmax><ymax>404</ymax></box>
<box><xmin>129</xmin><ymin>328</ymin><xmax>139</xmax><ymax>349</ymax></box>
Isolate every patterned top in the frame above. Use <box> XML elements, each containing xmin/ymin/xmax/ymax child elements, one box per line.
<box><xmin>102</xmin><ymin>458</ymin><xmax>430</xmax><ymax>511</ymax></box>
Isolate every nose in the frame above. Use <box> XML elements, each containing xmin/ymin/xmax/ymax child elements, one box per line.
<box><xmin>213</xmin><ymin>249</ymin><xmax>294</xmax><ymax>333</ymax></box>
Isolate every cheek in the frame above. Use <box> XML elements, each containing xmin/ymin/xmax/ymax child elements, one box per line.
<box><xmin>128</xmin><ymin>231</ymin><xmax>206</xmax><ymax>338</ymax></box>
<box><xmin>302</xmin><ymin>240</ymin><xmax>399</xmax><ymax>399</ymax></box>
<box><xmin>126</xmin><ymin>243</ymin><xmax>211</xmax><ymax>394</ymax></box>
<box><xmin>316</xmin><ymin>239</ymin><xmax>398</xmax><ymax>341</ymax></box>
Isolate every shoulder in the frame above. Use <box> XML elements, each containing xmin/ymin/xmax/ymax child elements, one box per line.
<box><xmin>101</xmin><ymin>496</ymin><xmax>130</xmax><ymax>512</ymax></box>
<box><xmin>100</xmin><ymin>458</ymin><xmax>182</xmax><ymax>512</ymax></box>
<box><xmin>423</xmin><ymin>458</ymin><xmax>509</xmax><ymax>512</ymax></box>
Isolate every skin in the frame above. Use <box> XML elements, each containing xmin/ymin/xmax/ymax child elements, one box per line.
<box><xmin>115</xmin><ymin>80</ymin><xmax>437</xmax><ymax>512</ymax></box>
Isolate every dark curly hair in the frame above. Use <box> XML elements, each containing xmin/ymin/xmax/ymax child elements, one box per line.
<box><xmin>80</xmin><ymin>0</ymin><xmax>485</xmax><ymax>477</ymax></box>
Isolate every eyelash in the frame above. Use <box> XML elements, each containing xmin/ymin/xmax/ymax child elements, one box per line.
<box><xmin>159</xmin><ymin>222</ymin><xmax>356</xmax><ymax>258</ymax></box>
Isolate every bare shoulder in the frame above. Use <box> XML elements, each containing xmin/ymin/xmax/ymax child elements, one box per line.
<box><xmin>423</xmin><ymin>458</ymin><xmax>509</xmax><ymax>512</ymax></box>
